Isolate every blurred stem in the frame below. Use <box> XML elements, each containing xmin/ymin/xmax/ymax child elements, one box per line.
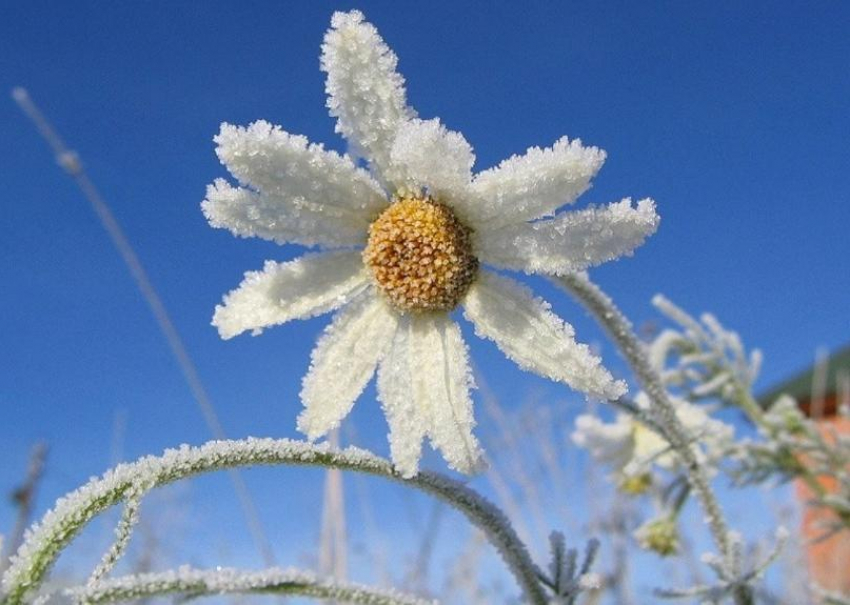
<box><xmin>0</xmin><ymin>442</ymin><xmax>48</xmax><ymax>575</ymax></box>
<box><xmin>556</xmin><ymin>273</ymin><xmax>753</xmax><ymax>605</ymax></box>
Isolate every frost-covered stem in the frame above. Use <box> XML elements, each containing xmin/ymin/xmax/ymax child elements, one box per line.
<box><xmin>87</xmin><ymin>491</ymin><xmax>144</xmax><ymax>585</ymax></box>
<box><xmin>556</xmin><ymin>274</ymin><xmax>752</xmax><ymax>605</ymax></box>
<box><xmin>66</xmin><ymin>567</ymin><xmax>434</xmax><ymax>605</ymax></box>
<box><xmin>0</xmin><ymin>439</ymin><xmax>546</xmax><ymax>605</ymax></box>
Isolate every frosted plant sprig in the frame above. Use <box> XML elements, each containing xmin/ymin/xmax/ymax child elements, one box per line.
<box><xmin>650</xmin><ymin>295</ymin><xmax>762</xmax><ymax>412</ymax></box>
<box><xmin>654</xmin><ymin>527</ymin><xmax>789</xmax><ymax>604</ymax></box>
<box><xmin>0</xmin><ymin>438</ymin><xmax>547</xmax><ymax>605</ymax></box>
<box><xmin>203</xmin><ymin>9</ymin><xmax>660</xmax><ymax>477</ymax></box>
<box><xmin>66</xmin><ymin>567</ymin><xmax>435</xmax><ymax>605</ymax></box>
<box><xmin>86</xmin><ymin>487</ymin><xmax>146</xmax><ymax>586</ymax></box>
<box><xmin>555</xmin><ymin>272</ymin><xmax>754</xmax><ymax>605</ymax></box>
<box><xmin>538</xmin><ymin>533</ymin><xmax>601</xmax><ymax>604</ymax></box>
<box><xmin>733</xmin><ymin>397</ymin><xmax>850</xmax><ymax>533</ymax></box>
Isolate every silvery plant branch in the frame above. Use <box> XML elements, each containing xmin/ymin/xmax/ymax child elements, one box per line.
<box><xmin>654</xmin><ymin>527</ymin><xmax>789</xmax><ymax>604</ymax></box>
<box><xmin>66</xmin><ymin>567</ymin><xmax>434</xmax><ymax>605</ymax></box>
<box><xmin>0</xmin><ymin>439</ymin><xmax>548</xmax><ymax>605</ymax></box>
<box><xmin>556</xmin><ymin>272</ymin><xmax>753</xmax><ymax>605</ymax></box>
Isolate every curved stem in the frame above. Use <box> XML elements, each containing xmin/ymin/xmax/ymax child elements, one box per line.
<box><xmin>66</xmin><ymin>567</ymin><xmax>433</xmax><ymax>605</ymax></box>
<box><xmin>556</xmin><ymin>273</ymin><xmax>752</xmax><ymax>605</ymax></box>
<box><xmin>0</xmin><ymin>439</ymin><xmax>546</xmax><ymax>605</ymax></box>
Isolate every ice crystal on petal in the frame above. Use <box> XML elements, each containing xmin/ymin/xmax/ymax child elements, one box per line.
<box><xmin>389</xmin><ymin>119</ymin><xmax>476</xmax><ymax>215</ymax></box>
<box><xmin>298</xmin><ymin>292</ymin><xmax>398</xmax><ymax>439</ymax></box>
<box><xmin>213</xmin><ymin>252</ymin><xmax>371</xmax><ymax>339</ymax></box>
<box><xmin>476</xmin><ymin>198</ymin><xmax>659</xmax><ymax>275</ymax></box>
<box><xmin>378</xmin><ymin>315</ymin><xmax>482</xmax><ymax>477</ymax></box>
<box><xmin>202</xmin><ymin>179</ymin><xmax>369</xmax><ymax>248</ymax></box>
<box><xmin>213</xmin><ymin>121</ymin><xmax>387</xmax><ymax>218</ymax></box>
<box><xmin>463</xmin><ymin>271</ymin><xmax>626</xmax><ymax>400</ymax></box>
<box><xmin>322</xmin><ymin>10</ymin><xmax>414</xmax><ymax>189</ymax></box>
<box><xmin>470</xmin><ymin>136</ymin><xmax>606</xmax><ymax>230</ymax></box>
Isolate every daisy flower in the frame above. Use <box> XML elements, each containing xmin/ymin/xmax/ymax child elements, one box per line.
<box><xmin>572</xmin><ymin>394</ymin><xmax>734</xmax><ymax>491</ymax></box>
<box><xmin>202</xmin><ymin>10</ymin><xmax>659</xmax><ymax>477</ymax></box>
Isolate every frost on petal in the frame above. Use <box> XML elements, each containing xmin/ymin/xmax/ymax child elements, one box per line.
<box><xmin>298</xmin><ymin>292</ymin><xmax>398</xmax><ymax>439</ymax></box>
<box><xmin>377</xmin><ymin>315</ymin><xmax>482</xmax><ymax>477</ymax></box>
<box><xmin>213</xmin><ymin>121</ymin><xmax>387</xmax><ymax>216</ymax></box>
<box><xmin>463</xmin><ymin>271</ymin><xmax>625</xmax><ymax>400</ymax></box>
<box><xmin>376</xmin><ymin>317</ymin><xmax>425</xmax><ymax>477</ymax></box>
<box><xmin>321</xmin><ymin>10</ymin><xmax>414</xmax><ymax>189</ymax></box>
<box><xmin>202</xmin><ymin>179</ymin><xmax>369</xmax><ymax>248</ymax></box>
<box><xmin>390</xmin><ymin>119</ymin><xmax>477</xmax><ymax>215</ymax></box>
<box><xmin>212</xmin><ymin>252</ymin><xmax>371</xmax><ymax>339</ymax></box>
<box><xmin>469</xmin><ymin>137</ymin><xmax>606</xmax><ymax>230</ymax></box>
<box><xmin>476</xmin><ymin>199</ymin><xmax>659</xmax><ymax>275</ymax></box>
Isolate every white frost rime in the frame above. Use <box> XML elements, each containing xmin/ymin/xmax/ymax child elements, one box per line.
<box><xmin>470</xmin><ymin>136</ymin><xmax>606</xmax><ymax>230</ymax></box>
<box><xmin>213</xmin><ymin>252</ymin><xmax>371</xmax><ymax>339</ymax></box>
<box><xmin>464</xmin><ymin>272</ymin><xmax>626</xmax><ymax>400</ymax></box>
<box><xmin>476</xmin><ymin>198</ymin><xmax>659</xmax><ymax>275</ymax></box>
<box><xmin>322</xmin><ymin>10</ymin><xmax>414</xmax><ymax>189</ymax></box>
<box><xmin>378</xmin><ymin>315</ymin><xmax>482</xmax><ymax>477</ymax></box>
<box><xmin>298</xmin><ymin>293</ymin><xmax>398</xmax><ymax>439</ymax></box>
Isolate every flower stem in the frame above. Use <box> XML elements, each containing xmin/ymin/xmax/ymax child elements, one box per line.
<box><xmin>556</xmin><ymin>273</ymin><xmax>752</xmax><ymax>605</ymax></box>
<box><xmin>0</xmin><ymin>439</ymin><xmax>546</xmax><ymax>605</ymax></box>
<box><xmin>66</xmin><ymin>567</ymin><xmax>434</xmax><ymax>605</ymax></box>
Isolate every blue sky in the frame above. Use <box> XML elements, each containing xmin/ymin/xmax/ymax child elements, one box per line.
<box><xmin>1</xmin><ymin>0</ymin><xmax>848</xmax><ymax>596</ymax></box>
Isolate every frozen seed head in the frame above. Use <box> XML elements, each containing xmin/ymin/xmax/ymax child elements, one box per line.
<box><xmin>364</xmin><ymin>195</ymin><xmax>478</xmax><ymax>312</ymax></box>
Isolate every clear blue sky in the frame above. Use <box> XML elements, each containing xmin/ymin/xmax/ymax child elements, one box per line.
<box><xmin>1</xmin><ymin>0</ymin><xmax>848</xmax><ymax>594</ymax></box>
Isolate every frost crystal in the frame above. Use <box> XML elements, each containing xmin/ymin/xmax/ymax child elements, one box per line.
<box><xmin>203</xmin><ymin>10</ymin><xmax>658</xmax><ymax>476</ymax></box>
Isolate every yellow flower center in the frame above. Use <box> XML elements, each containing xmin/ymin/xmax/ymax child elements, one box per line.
<box><xmin>364</xmin><ymin>195</ymin><xmax>478</xmax><ymax>312</ymax></box>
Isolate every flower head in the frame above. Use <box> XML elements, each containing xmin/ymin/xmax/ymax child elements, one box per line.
<box><xmin>572</xmin><ymin>394</ymin><xmax>734</xmax><ymax>489</ymax></box>
<box><xmin>203</xmin><ymin>10</ymin><xmax>659</xmax><ymax>477</ymax></box>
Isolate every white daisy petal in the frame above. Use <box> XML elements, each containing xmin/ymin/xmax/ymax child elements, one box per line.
<box><xmin>463</xmin><ymin>271</ymin><xmax>626</xmax><ymax>400</ymax></box>
<box><xmin>213</xmin><ymin>120</ymin><xmax>387</xmax><ymax>216</ymax></box>
<box><xmin>202</xmin><ymin>179</ymin><xmax>368</xmax><ymax>248</ymax></box>
<box><xmin>417</xmin><ymin>316</ymin><xmax>483</xmax><ymax>475</ymax></box>
<box><xmin>390</xmin><ymin>118</ymin><xmax>475</xmax><ymax>207</ymax></box>
<box><xmin>376</xmin><ymin>317</ymin><xmax>425</xmax><ymax>478</ymax></box>
<box><xmin>212</xmin><ymin>252</ymin><xmax>370</xmax><ymax>340</ymax></box>
<box><xmin>469</xmin><ymin>137</ymin><xmax>606</xmax><ymax>230</ymax></box>
<box><xmin>476</xmin><ymin>198</ymin><xmax>659</xmax><ymax>275</ymax></box>
<box><xmin>378</xmin><ymin>315</ymin><xmax>483</xmax><ymax>477</ymax></box>
<box><xmin>298</xmin><ymin>292</ymin><xmax>398</xmax><ymax>439</ymax></box>
<box><xmin>321</xmin><ymin>10</ymin><xmax>414</xmax><ymax>188</ymax></box>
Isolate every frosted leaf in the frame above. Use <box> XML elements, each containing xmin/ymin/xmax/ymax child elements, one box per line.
<box><xmin>298</xmin><ymin>292</ymin><xmax>398</xmax><ymax>439</ymax></box>
<box><xmin>212</xmin><ymin>252</ymin><xmax>371</xmax><ymax>339</ymax></box>
<box><xmin>463</xmin><ymin>271</ymin><xmax>625</xmax><ymax>400</ymax></box>
<box><xmin>378</xmin><ymin>315</ymin><xmax>482</xmax><ymax>477</ymax></box>
<box><xmin>213</xmin><ymin>120</ymin><xmax>387</xmax><ymax>217</ymax></box>
<box><xmin>476</xmin><ymin>198</ymin><xmax>659</xmax><ymax>275</ymax></box>
<box><xmin>322</xmin><ymin>10</ymin><xmax>415</xmax><ymax>189</ymax></box>
<box><xmin>389</xmin><ymin>119</ymin><xmax>479</xmax><ymax>217</ymax></box>
<box><xmin>202</xmin><ymin>179</ymin><xmax>368</xmax><ymax>248</ymax></box>
<box><xmin>470</xmin><ymin>137</ymin><xmax>606</xmax><ymax>230</ymax></box>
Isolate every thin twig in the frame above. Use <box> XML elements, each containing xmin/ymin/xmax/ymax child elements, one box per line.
<box><xmin>11</xmin><ymin>86</ymin><xmax>276</xmax><ymax>567</ymax></box>
<box><xmin>0</xmin><ymin>443</ymin><xmax>48</xmax><ymax>575</ymax></box>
